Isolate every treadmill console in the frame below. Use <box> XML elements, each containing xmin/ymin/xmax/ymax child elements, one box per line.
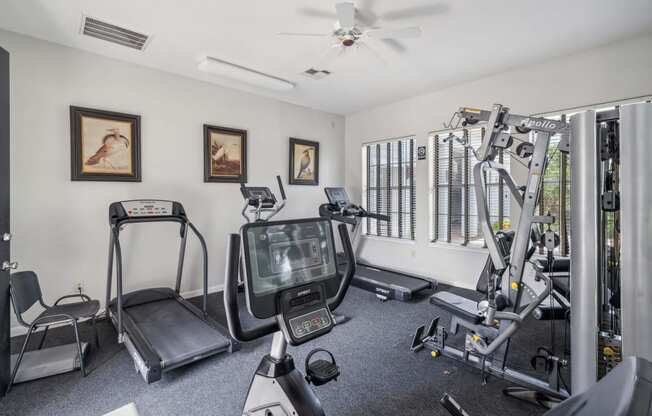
<box><xmin>120</xmin><ymin>200</ymin><xmax>174</xmax><ymax>217</ymax></box>
<box><xmin>324</xmin><ymin>187</ymin><xmax>350</xmax><ymax>207</ymax></box>
<box><xmin>109</xmin><ymin>200</ymin><xmax>186</xmax><ymax>224</ymax></box>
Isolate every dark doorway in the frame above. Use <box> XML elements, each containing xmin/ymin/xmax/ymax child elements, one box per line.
<box><xmin>0</xmin><ymin>46</ymin><xmax>10</xmax><ymax>396</ymax></box>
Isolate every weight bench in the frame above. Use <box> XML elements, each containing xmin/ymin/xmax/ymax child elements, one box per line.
<box><xmin>428</xmin><ymin>231</ymin><xmax>515</xmax><ymax>331</ymax></box>
<box><xmin>430</xmin><ymin>292</ymin><xmax>484</xmax><ymax>326</ymax></box>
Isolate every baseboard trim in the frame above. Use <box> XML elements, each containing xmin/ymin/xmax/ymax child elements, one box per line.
<box><xmin>10</xmin><ymin>284</ymin><xmax>226</xmax><ymax>337</ymax></box>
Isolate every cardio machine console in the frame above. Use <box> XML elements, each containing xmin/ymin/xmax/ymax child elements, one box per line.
<box><xmin>324</xmin><ymin>187</ymin><xmax>350</xmax><ymax>207</ymax></box>
<box><xmin>241</xmin><ymin>186</ymin><xmax>276</xmax><ymax>208</ymax></box>
<box><xmin>241</xmin><ymin>218</ymin><xmax>341</xmax><ymax>345</ymax></box>
<box><xmin>120</xmin><ymin>200</ymin><xmax>174</xmax><ymax>217</ymax></box>
<box><xmin>279</xmin><ymin>283</ymin><xmax>333</xmax><ymax>344</ymax></box>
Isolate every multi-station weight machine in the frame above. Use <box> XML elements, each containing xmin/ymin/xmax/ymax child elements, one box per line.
<box><xmin>413</xmin><ymin>104</ymin><xmax>570</xmax><ymax>406</ymax></box>
<box><xmin>412</xmin><ymin>102</ymin><xmax>652</xmax><ymax>414</ymax></box>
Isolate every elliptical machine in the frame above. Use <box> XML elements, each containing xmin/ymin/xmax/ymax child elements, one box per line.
<box><xmin>240</xmin><ymin>175</ymin><xmax>286</xmax><ymax>224</ymax></box>
<box><xmin>224</xmin><ymin>217</ymin><xmax>356</xmax><ymax>415</ymax></box>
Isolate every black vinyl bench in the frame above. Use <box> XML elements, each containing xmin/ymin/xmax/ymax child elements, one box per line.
<box><xmin>430</xmin><ymin>291</ymin><xmax>484</xmax><ymax>325</ymax></box>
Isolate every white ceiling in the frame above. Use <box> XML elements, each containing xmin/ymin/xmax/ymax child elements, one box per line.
<box><xmin>0</xmin><ymin>0</ymin><xmax>651</xmax><ymax>115</ymax></box>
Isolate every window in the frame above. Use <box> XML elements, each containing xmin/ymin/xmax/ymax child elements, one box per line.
<box><xmin>430</xmin><ymin>126</ymin><xmax>511</xmax><ymax>246</ymax></box>
<box><xmin>362</xmin><ymin>136</ymin><xmax>416</xmax><ymax>240</ymax></box>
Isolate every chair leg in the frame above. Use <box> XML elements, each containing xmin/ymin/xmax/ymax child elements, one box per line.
<box><xmin>72</xmin><ymin>319</ymin><xmax>86</xmax><ymax>377</ymax></box>
<box><xmin>92</xmin><ymin>316</ymin><xmax>99</xmax><ymax>349</ymax></box>
<box><xmin>37</xmin><ymin>326</ymin><xmax>49</xmax><ymax>350</ymax></box>
<box><xmin>7</xmin><ymin>325</ymin><xmax>36</xmax><ymax>394</ymax></box>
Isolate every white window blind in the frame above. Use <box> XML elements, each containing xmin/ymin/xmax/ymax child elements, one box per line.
<box><xmin>363</xmin><ymin>136</ymin><xmax>416</xmax><ymax>240</ymax></box>
<box><xmin>431</xmin><ymin>126</ymin><xmax>511</xmax><ymax>246</ymax></box>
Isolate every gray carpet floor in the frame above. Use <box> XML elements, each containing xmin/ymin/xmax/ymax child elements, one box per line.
<box><xmin>2</xmin><ymin>285</ymin><xmax>569</xmax><ymax>416</ymax></box>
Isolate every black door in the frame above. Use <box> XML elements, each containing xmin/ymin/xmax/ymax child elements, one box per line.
<box><xmin>0</xmin><ymin>46</ymin><xmax>10</xmax><ymax>396</ymax></box>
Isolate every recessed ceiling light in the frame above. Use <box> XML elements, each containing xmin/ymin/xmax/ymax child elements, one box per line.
<box><xmin>198</xmin><ymin>56</ymin><xmax>294</xmax><ymax>92</ymax></box>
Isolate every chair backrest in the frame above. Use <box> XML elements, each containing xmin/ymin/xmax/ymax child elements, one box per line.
<box><xmin>10</xmin><ymin>271</ymin><xmax>43</xmax><ymax>316</ymax></box>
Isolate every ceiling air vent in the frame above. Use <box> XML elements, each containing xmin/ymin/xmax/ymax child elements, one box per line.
<box><xmin>302</xmin><ymin>68</ymin><xmax>331</xmax><ymax>80</ymax></box>
<box><xmin>80</xmin><ymin>15</ymin><xmax>150</xmax><ymax>51</ymax></box>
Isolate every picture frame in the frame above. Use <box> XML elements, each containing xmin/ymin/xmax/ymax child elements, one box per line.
<box><xmin>70</xmin><ymin>106</ymin><xmax>141</xmax><ymax>182</ymax></box>
<box><xmin>289</xmin><ymin>137</ymin><xmax>319</xmax><ymax>186</ymax></box>
<box><xmin>204</xmin><ymin>124</ymin><xmax>247</xmax><ymax>183</ymax></box>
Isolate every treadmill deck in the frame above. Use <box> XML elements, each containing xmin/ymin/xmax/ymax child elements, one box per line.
<box><xmin>118</xmin><ymin>297</ymin><xmax>231</xmax><ymax>368</ymax></box>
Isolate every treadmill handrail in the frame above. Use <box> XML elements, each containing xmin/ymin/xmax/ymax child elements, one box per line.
<box><xmin>328</xmin><ymin>223</ymin><xmax>356</xmax><ymax>311</ymax></box>
<box><xmin>106</xmin><ymin>216</ymin><xmax>210</xmax><ymax>337</ymax></box>
<box><xmin>112</xmin><ymin>216</ymin><xmax>186</xmax><ymax>226</ymax></box>
<box><xmin>224</xmin><ymin>223</ymin><xmax>356</xmax><ymax>343</ymax></box>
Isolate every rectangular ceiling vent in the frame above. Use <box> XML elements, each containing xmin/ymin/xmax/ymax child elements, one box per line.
<box><xmin>80</xmin><ymin>15</ymin><xmax>150</xmax><ymax>51</ymax></box>
<box><xmin>302</xmin><ymin>68</ymin><xmax>331</xmax><ymax>80</ymax></box>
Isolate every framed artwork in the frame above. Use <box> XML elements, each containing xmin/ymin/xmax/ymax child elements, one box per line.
<box><xmin>70</xmin><ymin>106</ymin><xmax>141</xmax><ymax>182</ymax></box>
<box><xmin>204</xmin><ymin>124</ymin><xmax>247</xmax><ymax>183</ymax></box>
<box><xmin>289</xmin><ymin>138</ymin><xmax>319</xmax><ymax>186</ymax></box>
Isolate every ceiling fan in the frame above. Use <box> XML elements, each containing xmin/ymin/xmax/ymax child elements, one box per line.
<box><xmin>278</xmin><ymin>1</ymin><xmax>430</xmax><ymax>66</ymax></box>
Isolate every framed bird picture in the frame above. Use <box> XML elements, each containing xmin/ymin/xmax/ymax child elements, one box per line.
<box><xmin>289</xmin><ymin>138</ymin><xmax>319</xmax><ymax>186</ymax></box>
<box><xmin>70</xmin><ymin>106</ymin><xmax>141</xmax><ymax>182</ymax></box>
<box><xmin>204</xmin><ymin>124</ymin><xmax>247</xmax><ymax>183</ymax></box>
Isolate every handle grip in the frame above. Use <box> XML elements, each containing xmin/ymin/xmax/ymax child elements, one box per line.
<box><xmin>328</xmin><ymin>223</ymin><xmax>356</xmax><ymax>311</ymax></box>
<box><xmin>224</xmin><ymin>234</ymin><xmax>279</xmax><ymax>342</ymax></box>
<box><xmin>276</xmin><ymin>175</ymin><xmax>287</xmax><ymax>201</ymax></box>
<box><xmin>366</xmin><ymin>212</ymin><xmax>390</xmax><ymax>222</ymax></box>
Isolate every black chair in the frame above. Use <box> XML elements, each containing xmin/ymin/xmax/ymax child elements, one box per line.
<box><xmin>8</xmin><ymin>271</ymin><xmax>100</xmax><ymax>392</ymax></box>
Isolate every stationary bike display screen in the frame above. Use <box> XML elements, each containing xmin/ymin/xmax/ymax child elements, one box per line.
<box><xmin>242</xmin><ymin>218</ymin><xmax>339</xmax><ymax>319</ymax></box>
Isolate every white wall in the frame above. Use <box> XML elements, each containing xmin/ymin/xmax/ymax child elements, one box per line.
<box><xmin>1</xmin><ymin>30</ymin><xmax>345</xmax><ymax>332</ymax></box>
<box><xmin>345</xmin><ymin>33</ymin><xmax>652</xmax><ymax>289</ymax></box>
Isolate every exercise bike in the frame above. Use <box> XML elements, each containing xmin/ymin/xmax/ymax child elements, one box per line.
<box><xmin>223</xmin><ymin>216</ymin><xmax>356</xmax><ymax>415</ymax></box>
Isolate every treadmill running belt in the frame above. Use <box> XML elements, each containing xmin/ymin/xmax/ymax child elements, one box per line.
<box><xmin>356</xmin><ymin>264</ymin><xmax>432</xmax><ymax>291</ymax></box>
<box><xmin>125</xmin><ymin>299</ymin><xmax>230</xmax><ymax>368</ymax></box>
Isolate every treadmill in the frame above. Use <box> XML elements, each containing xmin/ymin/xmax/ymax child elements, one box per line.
<box><xmin>319</xmin><ymin>187</ymin><xmax>435</xmax><ymax>301</ymax></box>
<box><xmin>105</xmin><ymin>200</ymin><xmax>238</xmax><ymax>383</ymax></box>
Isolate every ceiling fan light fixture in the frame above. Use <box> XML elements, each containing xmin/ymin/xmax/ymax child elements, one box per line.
<box><xmin>198</xmin><ymin>56</ymin><xmax>295</xmax><ymax>92</ymax></box>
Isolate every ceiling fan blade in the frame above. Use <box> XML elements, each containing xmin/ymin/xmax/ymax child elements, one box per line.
<box><xmin>357</xmin><ymin>42</ymin><xmax>387</xmax><ymax>67</ymax></box>
<box><xmin>318</xmin><ymin>44</ymin><xmax>346</xmax><ymax>69</ymax></box>
<box><xmin>277</xmin><ymin>32</ymin><xmax>331</xmax><ymax>37</ymax></box>
<box><xmin>297</xmin><ymin>7</ymin><xmax>336</xmax><ymax>19</ymax></box>
<box><xmin>335</xmin><ymin>2</ymin><xmax>356</xmax><ymax>28</ymax></box>
<box><xmin>366</xmin><ymin>26</ymin><xmax>422</xmax><ymax>39</ymax></box>
<box><xmin>381</xmin><ymin>38</ymin><xmax>406</xmax><ymax>54</ymax></box>
<box><xmin>382</xmin><ymin>4</ymin><xmax>449</xmax><ymax>21</ymax></box>
<box><xmin>356</xmin><ymin>0</ymin><xmax>378</xmax><ymax>26</ymax></box>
